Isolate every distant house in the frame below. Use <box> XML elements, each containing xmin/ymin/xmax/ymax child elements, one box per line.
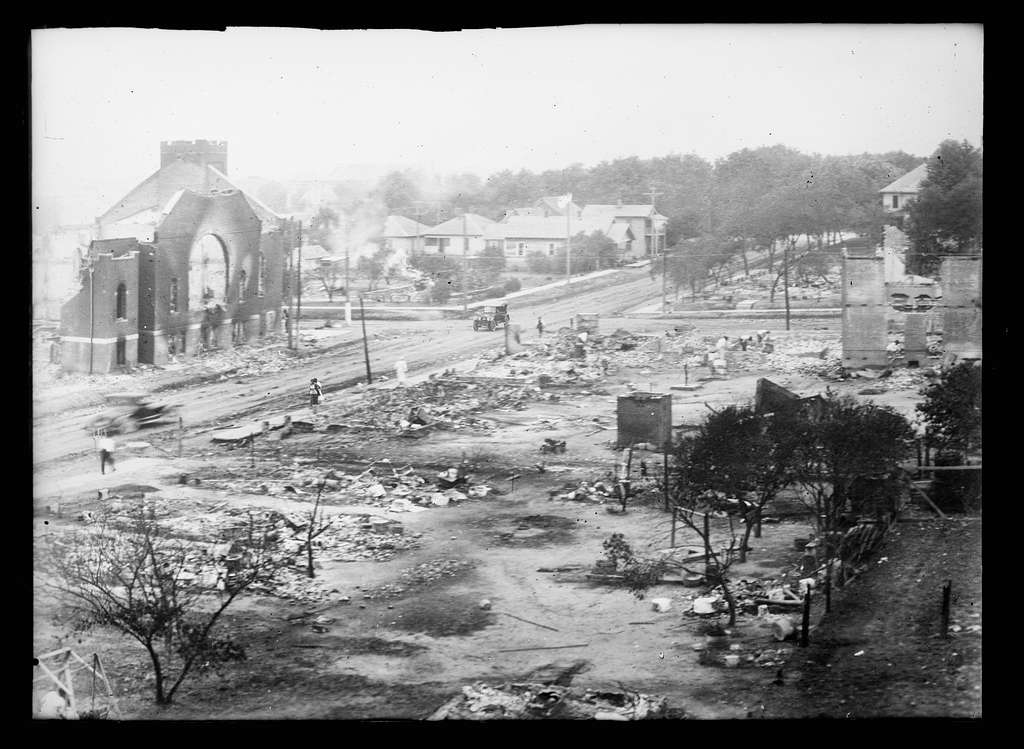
<box><xmin>419</xmin><ymin>213</ymin><xmax>496</xmax><ymax>256</ymax></box>
<box><xmin>503</xmin><ymin>196</ymin><xmax>583</xmax><ymax>221</ymax></box>
<box><xmin>879</xmin><ymin>163</ymin><xmax>928</xmax><ymax>222</ymax></box>
<box><xmin>580</xmin><ymin>202</ymin><xmax>668</xmax><ymax>256</ymax></box>
<box><xmin>483</xmin><ymin>214</ymin><xmax>636</xmax><ymax>268</ymax></box>
<box><xmin>380</xmin><ymin>215</ymin><xmax>433</xmax><ymax>254</ymax></box>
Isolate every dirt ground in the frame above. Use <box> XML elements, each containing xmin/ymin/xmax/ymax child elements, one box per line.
<box><xmin>32</xmin><ymin>314</ymin><xmax>981</xmax><ymax>720</ymax></box>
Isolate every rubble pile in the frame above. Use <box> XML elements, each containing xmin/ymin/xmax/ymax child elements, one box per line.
<box><xmin>198</xmin><ymin>464</ymin><xmax>499</xmax><ymax>511</ymax></box>
<box><xmin>330</xmin><ymin>375</ymin><xmax>553</xmax><ymax>434</ymax></box>
<box><xmin>428</xmin><ymin>682</ymin><xmax>669</xmax><ymax>720</ymax></box>
<box><xmin>549</xmin><ymin>478</ymin><xmax>617</xmax><ymax>503</ymax></box>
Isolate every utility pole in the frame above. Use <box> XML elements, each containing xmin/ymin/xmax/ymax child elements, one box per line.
<box><xmin>296</xmin><ymin>221</ymin><xmax>303</xmax><ymax>346</ymax></box>
<box><xmin>646</xmin><ymin>187</ymin><xmax>664</xmax><ymax>312</ymax></box>
<box><xmin>359</xmin><ymin>294</ymin><xmax>372</xmax><ymax>384</ymax></box>
<box><xmin>88</xmin><ymin>261</ymin><xmax>95</xmax><ymax>375</ymax></box>
<box><xmin>343</xmin><ymin>216</ymin><xmax>351</xmax><ymax>302</ymax></box>
<box><xmin>461</xmin><ymin>212</ymin><xmax>469</xmax><ymax>312</ymax></box>
<box><xmin>565</xmin><ymin>196</ymin><xmax>572</xmax><ymax>289</ymax></box>
<box><xmin>783</xmin><ymin>239</ymin><xmax>791</xmax><ymax>331</ymax></box>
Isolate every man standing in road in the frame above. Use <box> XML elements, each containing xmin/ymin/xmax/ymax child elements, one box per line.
<box><xmin>536</xmin><ymin>317</ymin><xmax>545</xmax><ymax>339</ymax></box>
<box><xmin>97</xmin><ymin>432</ymin><xmax>116</xmax><ymax>474</ymax></box>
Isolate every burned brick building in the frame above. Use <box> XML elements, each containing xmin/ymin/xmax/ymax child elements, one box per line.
<box><xmin>59</xmin><ymin>141</ymin><xmax>293</xmax><ymax>373</ymax></box>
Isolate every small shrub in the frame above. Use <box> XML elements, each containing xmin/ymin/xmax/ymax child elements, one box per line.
<box><xmin>503</xmin><ymin>277</ymin><xmax>522</xmax><ymax>293</ymax></box>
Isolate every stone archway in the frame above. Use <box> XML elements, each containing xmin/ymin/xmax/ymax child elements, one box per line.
<box><xmin>188</xmin><ymin>234</ymin><xmax>229</xmax><ymax>310</ymax></box>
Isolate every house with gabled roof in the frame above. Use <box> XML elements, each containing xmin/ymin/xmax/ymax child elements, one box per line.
<box><xmin>419</xmin><ymin>213</ymin><xmax>497</xmax><ymax>255</ymax></box>
<box><xmin>483</xmin><ymin>214</ymin><xmax>637</xmax><ymax>268</ymax></box>
<box><xmin>879</xmin><ymin>163</ymin><xmax>928</xmax><ymax>217</ymax></box>
<box><xmin>503</xmin><ymin>196</ymin><xmax>583</xmax><ymax>221</ymax></box>
<box><xmin>580</xmin><ymin>201</ymin><xmax>668</xmax><ymax>256</ymax></box>
<box><xmin>381</xmin><ymin>215</ymin><xmax>433</xmax><ymax>254</ymax></box>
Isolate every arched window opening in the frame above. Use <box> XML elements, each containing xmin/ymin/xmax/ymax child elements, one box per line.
<box><xmin>169</xmin><ymin>278</ymin><xmax>180</xmax><ymax>313</ymax></box>
<box><xmin>257</xmin><ymin>253</ymin><xmax>267</xmax><ymax>296</ymax></box>
<box><xmin>188</xmin><ymin>234</ymin><xmax>229</xmax><ymax>310</ymax></box>
<box><xmin>239</xmin><ymin>269</ymin><xmax>248</xmax><ymax>301</ymax></box>
<box><xmin>115</xmin><ymin>283</ymin><xmax>127</xmax><ymax>320</ymax></box>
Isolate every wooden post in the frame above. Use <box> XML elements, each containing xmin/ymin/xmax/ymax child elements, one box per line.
<box><xmin>178</xmin><ymin>416</ymin><xmax>183</xmax><ymax>458</ymax></box>
<box><xmin>662</xmin><ymin>442</ymin><xmax>670</xmax><ymax>512</ymax></box>
<box><xmin>362</xmin><ymin>295</ymin><xmax>374</xmax><ymax>383</ymax></box>
<box><xmin>825</xmin><ymin>571</ymin><xmax>832</xmax><ymax>613</ymax></box>
<box><xmin>941</xmin><ymin>580</ymin><xmax>952</xmax><ymax>638</ymax></box>
<box><xmin>670</xmin><ymin>507</ymin><xmax>677</xmax><ymax>548</ymax></box>
<box><xmin>249</xmin><ymin>434</ymin><xmax>255</xmax><ymax>468</ymax></box>
<box><xmin>800</xmin><ymin>589</ymin><xmax>811</xmax><ymax>647</ymax></box>
<box><xmin>703</xmin><ymin>512</ymin><xmax>711</xmax><ymax>576</ymax></box>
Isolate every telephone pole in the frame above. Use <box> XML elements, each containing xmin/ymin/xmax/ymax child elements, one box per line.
<box><xmin>646</xmin><ymin>187</ymin><xmax>664</xmax><ymax>312</ymax></box>
<box><xmin>296</xmin><ymin>221</ymin><xmax>303</xmax><ymax>347</ymax></box>
<box><xmin>287</xmin><ymin>220</ymin><xmax>295</xmax><ymax>350</ymax></box>
<box><xmin>461</xmin><ymin>212</ymin><xmax>469</xmax><ymax>312</ymax></box>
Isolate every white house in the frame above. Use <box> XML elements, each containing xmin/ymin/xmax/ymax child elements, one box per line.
<box><xmin>580</xmin><ymin>202</ymin><xmax>668</xmax><ymax>256</ymax></box>
<box><xmin>879</xmin><ymin>163</ymin><xmax>928</xmax><ymax>217</ymax></box>
<box><xmin>483</xmin><ymin>214</ymin><xmax>637</xmax><ymax>269</ymax></box>
<box><xmin>419</xmin><ymin>213</ymin><xmax>496</xmax><ymax>256</ymax></box>
<box><xmin>380</xmin><ymin>215</ymin><xmax>433</xmax><ymax>255</ymax></box>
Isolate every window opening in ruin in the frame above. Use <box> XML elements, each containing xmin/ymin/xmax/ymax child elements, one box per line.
<box><xmin>239</xmin><ymin>269</ymin><xmax>248</xmax><ymax>301</ymax></box>
<box><xmin>115</xmin><ymin>283</ymin><xmax>127</xmax><ymax>320</ymax></box>
<box><xmin>115</xmin><ymin>337</ymin><xmax>126</xmax><ymax>366</ymax></box>
<box><xmin>188</xmin><ymin>234</ymin><xmax>229</xmax><ymax>310</ymax></box>
<box><xmin>257</xmin><ymin>253</ymin><xmax>266</xmax><ymax>296</ymax></box>
<box><xmin>169</xmin><ymin>278</ymin><xmax>179</xmax><ymax>313</ymax></box>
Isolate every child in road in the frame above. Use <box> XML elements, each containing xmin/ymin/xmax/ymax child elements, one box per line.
<box><xmin>308</xmin><ymin>377</ymin><xmax>324</xmax><ymax>414</ymax></box>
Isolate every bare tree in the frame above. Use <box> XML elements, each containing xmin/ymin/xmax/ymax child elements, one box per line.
<box><xmin>299</xmin><ymin>480</ymin><xmax>335</xmax><ymax>579</ymax></box>
<box><xmin>50</xmin><ymin>504</ymin><xmax>283</xmax><ymax>705</ymax></box>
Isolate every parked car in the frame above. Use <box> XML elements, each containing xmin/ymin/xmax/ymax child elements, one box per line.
<box><xmin>473</xmin><ymin>304</ymin><xmax>510</xmax><ymax>332</ymax></box>
<box><xmin>85</xmin><ymin>393</ymin><xmax>181</xmax><ymax>435</ymax></box>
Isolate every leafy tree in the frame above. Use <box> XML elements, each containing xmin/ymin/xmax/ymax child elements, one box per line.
<box><xmin>375</xmin><ymin>170</ymin><xmax>422</xmax><ymax>215</ymax></box>
<box><xmin>474</xmin><ymin>245</ymin><xmax>507</xmax><ymax>283</ymax></box>
<box><xmin>674</xmin><ymin>404</ymin><xmax>804</xmax><ymax>564</ymax></box>
<box><xmin>600</xmin><ymin>534</ymin><xmax>669</xmax><ymax>600</ymax></box>
<box><xmin>308</xmin><ymin>206</ymin><xmax>340</xmax><ymax>252</ymax></box>
<box><xmin>314</xmin><ymin>258</ymin><xmax>344</xmax><ymax>301</ymax></box>
<box><xmin>667</xmin><ymin>240</ymin><xmax>711</xmax><ymax>300</ymax></box>
<box><xmin>50</xmin><ymin>505</ymin><xmax>282</xmax><ymax>705</ymax></box>
<box><xmin>916</xmin><ymin>361</ymin><xmax>982</xmax><ymax>456</ymax></box>
<box><xmin>791</xmin><ymin>394</ymin><xmax>914</xmax><ymax>585</ymax></box>
<box><xmin>407</xmin><ymin>254</ymin><xmax>458</xmax><ymax>303</ymax></box>
<box><xmin>525</xmin><ymin>250</ymin><xmax>552</xmax><ymax>275</ymax></box>
<box><xmin>905</xmin><ymin>140</ymin><xmax>983</xmax><ymax>276</ymax></box>
<box><xmin>356</xmin><ymin>246</ymin><xmax>393</xmax><ymax>291</ymax></box>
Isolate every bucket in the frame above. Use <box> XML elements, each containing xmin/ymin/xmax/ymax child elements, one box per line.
<box><xmin>693</xmin><ymin>596</ymin><xmax>718</xmax><ymax>614</ymax></box>
<box><xmin>772</xmin><ymin>617</ymin><xmax>796</xmax><ymax>642</ymax></box>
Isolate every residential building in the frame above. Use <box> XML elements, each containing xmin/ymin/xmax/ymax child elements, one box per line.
<box><xmin>381</xmin><ymin>215</ymin><xmax>433</xmax><ymax>255</ymax></box>
<box><xmin>503</xmin><ymin>196</ymin><xmax>583</xmax><ymax>221</ymax></box>
<box><xmin>419</xmin><ymin>213</ymin><xmax>496</xmax><ymax>256</ymax></box>
<box><xmin>580</xmin><ymin>202</ymin><xmax>668</xmax><ymax>255</ymax></box>
<box><xmin>483</xmin><ymin>215</ymin><xmax>636</xmax><ymax>269</ymax></box>
<box><xmin>878</xmin><ymin>163</ymin><xmax>928</xmax><ymax>227</ymax></box>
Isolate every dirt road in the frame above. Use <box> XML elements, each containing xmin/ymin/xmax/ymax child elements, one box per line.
<box><xmin>33</xmin><ymin>268</ymin><xmax>670</xmax><ymax>465</ymax></box>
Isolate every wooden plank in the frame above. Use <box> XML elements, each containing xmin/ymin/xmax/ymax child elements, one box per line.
<box><xmin>912</xmin><ymin>484</ymin><xmax>948</xmax><ymax>519</ymax></box>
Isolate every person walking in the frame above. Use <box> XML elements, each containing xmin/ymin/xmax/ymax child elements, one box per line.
<box><xmin>536</xmin><ymin>316</ymin><xmax>545</xmax><ymax>339</ymax></box>
<box><xmin>308</xmin><ymin>377</ymin><xmax>324</xmax><ymax>414</ymax></box>
<box><xmin>97</xmin><ymin>433</ymin><xmax>116</xmax><ymax>474</ymax></box>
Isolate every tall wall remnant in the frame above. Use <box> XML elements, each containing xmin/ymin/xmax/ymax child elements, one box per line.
<box><xmin>840</xmin><ymin>251</ymin><xmax>982</xmax><ymax>370</ymax></box>
<box><xmin>841</xmin><ymin>253</ymin><xmax>889</xmax><ymax>368</ymax></box>
<box><xmin>940</xmin><ymin>255</ymin><xmax>983</xmax><ymax>360</ymax></box>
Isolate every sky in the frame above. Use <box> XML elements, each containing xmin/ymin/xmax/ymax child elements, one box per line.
<box><xmin>32</xmin><ymin>24</ymin><xmax>983</xmax><ymax>224</ymax></box>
